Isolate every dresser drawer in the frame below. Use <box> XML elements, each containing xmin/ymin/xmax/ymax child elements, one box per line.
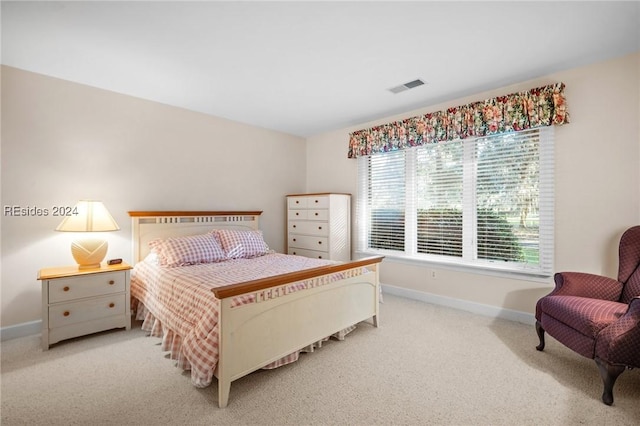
<box><xmin>288</xmin><ymin>247</ymin><xmax>329</xmax><ymax>259</ymax></box>
<box><xmin>306</xmin><ymin>209</ymin><xmax>328</xmax><ymax>221</ymax></box>
<box><xmin>306</xmin><ymin>196</ymin><xmax>329</xmax><ymax>209</ymax></box>
<box><xmin>48</xmin><ymin>271</ymin><xmax>125</xmax><ymax>303</ymax></box>
<box><xmin>289</xmin><ymin>234</ymin><xmax>329</xmax><ymax>251</ymax></box>
<box><xmin>288</xmin><ymin>197</ymin><xmax>308</xmax><ymax>209</ymax></box>
<box><xmin>289</xmin><ymin>221</ymin><xmax>329</xmax><ymax>236</ymax></box>
<box><xmin>288</xmin><ymin>195</ymin><xmax>329</xmax><ymax>209</ymax></box>
<box><xmin>49</xmin><ymin>294</ymin><xmax>126</xmax><ymax>328</ymax></box>
<box><xmin>288</xmin><ymin>209</ymin><xmax>328</xmax><ymax>221</ymax></box>
<box><xmin>288</xmin><ymin>209</ymin><xmax>308</xmax><ymax>220</ymax></box>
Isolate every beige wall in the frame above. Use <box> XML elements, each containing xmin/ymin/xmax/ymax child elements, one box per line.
<box><xmin>1</xmin><ymin>66</ymin><xmax>306</xmax><ymax>328</ymax></box>
<box><xmin>307</xmin><ymin>52</ymin><xmax>640</xmax><ymax>316</ymax></box>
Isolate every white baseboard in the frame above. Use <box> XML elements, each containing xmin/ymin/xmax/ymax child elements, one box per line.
<box><xmin>1</xmin><ymin>320</ymin><xmax>41</xmax><ymax>342</ymax></box>
<box><xmin>381</xmin><ymin>283</ymin><xmax>536</xmax><ymax>325</ymax></box>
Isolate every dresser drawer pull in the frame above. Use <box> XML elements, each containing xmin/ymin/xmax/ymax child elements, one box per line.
<box><xmin>63</xmin><ymin>286</ymin><xmax>70</xmax><ymax>292</ymax></box>
<box><xmin>293</xmin><ymin>225</ymin><xmax>296</xmax><ymax>228</ymax></box>
<box><xmin>295</xmin><ymin>212</ymin><xmax>300</xmax><ymax>216</ymax></box>
<box><xmin>314</xmin><ymin>200</ymin><xmax>319</xmax><ymax>203</ymax></box>
<box><xmin>314</xmin><ymin>212</ymin><xmax>319</xmax><ymax>216</ymax></box>
<box><xmin>318</xmin><ymin>241</ymin><xmax>322</xmax><ymax>245</ymax></box>
<box><xmin>295</xmin><ymin>200</ymin><xmax>300</xmax><ymax>204</ymax></box>
<box><xmin>109</xmin><ymin>280</ymin><xmax>115</xmax><ymax>285</ymax></box>
<box><xmin>293</xmin><ymin>238</ymin><xmax>296</xmax><ymax>242</ymax></box>
<box><xmin>318</xmin><ymin>226</ymin><xmax>322</xmax><ymax>230</ymax></box>
<box><xmin>63</xmin><ymin>311</ymin><xmax>70</xmax><ymax>317</ymax></box>
<box><xmin>109</xmin><ymin>303</ymin><xmax>115</xmax><ymax>308</ymax></box>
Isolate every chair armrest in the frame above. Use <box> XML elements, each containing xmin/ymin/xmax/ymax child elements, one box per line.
<box><xmin>595</xmin><ymin>297</ymin><xmax>640</xmax><ymax>368</ymax></box>
<box><xmin>552</xmin><ymin>272</ymin><xmax>623</xmax><ymax>301</ymax></box>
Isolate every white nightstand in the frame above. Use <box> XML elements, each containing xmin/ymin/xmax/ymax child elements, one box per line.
<box><xmin>38</xmin><ymin>263</ymin><xmax>132</xmax><ymax>350</ymax></box>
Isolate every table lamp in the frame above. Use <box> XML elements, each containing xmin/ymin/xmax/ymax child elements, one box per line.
<box><xmin>55</xmin><ymin>200</ymin><xmax>120</xmax><ymax>269</ymax></box>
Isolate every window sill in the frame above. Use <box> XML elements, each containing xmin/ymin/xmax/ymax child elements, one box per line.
<box><xmin>356</xmin><ymin>250</ymin><xmax>554</xmax><ymax>284</ymax></box>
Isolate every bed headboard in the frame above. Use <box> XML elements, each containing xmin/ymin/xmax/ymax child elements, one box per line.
<box><xmin>128</xmin><ymin>211</ymin><xmax>262</xmax><ymax>263</ymax></box>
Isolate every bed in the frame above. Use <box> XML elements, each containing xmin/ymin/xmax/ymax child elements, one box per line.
<box><xmin>128</xmin><ymin>210</ymin><xmax>383</xmax><ymax>408</ymax></box>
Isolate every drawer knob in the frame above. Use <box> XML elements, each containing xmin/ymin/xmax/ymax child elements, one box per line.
<box><xmin>314</xmin><ymin>200</ymin><xmax>319</xmax><ymax>203</ymax></box>
<box><xmin>318</xmin><ymin>241</ymin><xmax>322</xmax><ymax>245</ymax></box>
<box><xmin>293</xmin><ymin>238</ymin><xmax>297</xmax><ymax>242</ymax></box>
<box><xmin>63</xmin><ymin>286</ymin><xmax>70</xmax><ymax>292</ymax></box>
<box><xmin>318</xmin><ymin>226</ymin><xmax>322</xmax><ymax>230</ymax></box>
<box><xmin>318</xmin><ymin>256</ymin><xmax>323</xmax><ymax>259</ymax></box>
<box><xmin>63</xmin><ymin>311</ymin><xmax>70</xmax><ymax>317</ymax></box>
<box><xmin>109</xmin><ymin>303</ymin><xmax>115</xmax><ymax>308</ymax></box>
<box><xmin>296</xmin><ymin>212</ymin><xmax>299</xmax><ymax>216</ymax></box>
<box><xmin>295</xmin><ymin>200</ymin><xmax>299</xmax><ymax>204</ymax></box>
<box><xmin>109</xmin><ymin>280</ymin><xmax>115</xmax><ymax>285</ymax></box>
<box><xmin>293</xmin><ymin>225</ymin><xmax>296</xmax><ymax>228</ymax></box>
<box><xmin>315</xmin><ymin>213</ymin><xmax>319</xmax><ymax>216</ymax></box>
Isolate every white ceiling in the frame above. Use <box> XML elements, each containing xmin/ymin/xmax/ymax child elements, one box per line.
<box><xmin>2</xmin><ymin>1</ymin><xmax>639</xmax><ymax>137</ymax></box>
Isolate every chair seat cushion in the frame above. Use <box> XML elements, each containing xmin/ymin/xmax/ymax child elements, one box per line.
<box><xmin>540</xmin><ymin>296</ymin><xmax>627</xmax><ymax>338</ymax></box>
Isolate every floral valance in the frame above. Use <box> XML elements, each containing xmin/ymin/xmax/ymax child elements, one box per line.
<box><xmin>348</xmin><ymin>82</ymin><xmax>569</xmax><ymax>158</ymax></box>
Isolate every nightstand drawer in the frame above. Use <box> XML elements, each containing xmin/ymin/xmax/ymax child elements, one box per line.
<box><xmin>49</xmin><ymin>294</ymin><xmax>126</xmax><ymax>328</ymax></box>
<box><xmin>48</xmin><ymin>271</ymin><xmax>125</xmax><ymax>303</ymax></box>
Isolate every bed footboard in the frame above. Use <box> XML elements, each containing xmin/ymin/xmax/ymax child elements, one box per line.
<box><xmin>213</xmin><ymin>256</ymin><xmax>383</xmax><ymax>408</ymax></box>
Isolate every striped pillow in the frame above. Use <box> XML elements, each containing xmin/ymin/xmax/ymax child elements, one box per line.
<box><xmin>150</xmin><ymin>233</ymin><xmax>227</xmax><ymax>267</ymax></box>
<box><xmin>215</xmin><ymin>229</ymin><xmax>270</xmax><ymax>259</ymax></box>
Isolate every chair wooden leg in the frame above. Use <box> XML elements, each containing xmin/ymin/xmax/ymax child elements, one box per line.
<box><xmin>535</xmin><ymin>321</ymin><xmax>545</xmax><ymax>351</ymax></box>
<box><xmin>594</xmin><ymin>357</ymin><xmax>626</xmax><ymax>406</ymax></box>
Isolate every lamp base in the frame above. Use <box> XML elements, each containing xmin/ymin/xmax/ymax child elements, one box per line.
<box><xmin>71</xmin><ymin>238</ymin><xmax>108</xmax><ymax>269</ymax></box>
<box><xmin>77</xmin><ymin>263</ymin><xmax>102</xmax><ymax>270</ymax></box>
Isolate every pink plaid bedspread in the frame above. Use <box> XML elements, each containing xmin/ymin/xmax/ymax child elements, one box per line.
<box><xmin>131</xmin><ymin>253</ymin><xmax>357</xmax><ymax>388</ymax></box>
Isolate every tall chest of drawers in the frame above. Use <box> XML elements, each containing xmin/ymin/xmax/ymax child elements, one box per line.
<box><xmin>287</xmin><ymin>193</ymin><xmax>351</xmax><ymax>261</ymax></box>
<box><xmin>38</xmin><ymin>263</ymin><xmax>132</xmax><ymax>350</ymax></box>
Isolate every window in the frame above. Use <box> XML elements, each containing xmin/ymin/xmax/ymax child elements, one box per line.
<box><xmin>357</xmin><ymin>127</ymin><xmax>554</xmax><ymax>276</ymax></box>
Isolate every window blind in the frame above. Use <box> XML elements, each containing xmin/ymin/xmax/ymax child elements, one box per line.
<box><xmin>357</xmin><ymin>127</ymin><xmax>554</xmax><ymax>276</ymax></box>
<box><xmin>363</xmin><ymin>150</ymin><xmax>406</xmax><ymax>252</ymax></box>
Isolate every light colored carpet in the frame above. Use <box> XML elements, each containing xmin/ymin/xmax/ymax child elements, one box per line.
<box><xmin>1</xmin><ymin>294</ymin><xmax>638</xmax><ymax>425</ymax></box>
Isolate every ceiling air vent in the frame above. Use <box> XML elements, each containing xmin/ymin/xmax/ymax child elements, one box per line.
<box><xmin>388</xmin><ymin>79</ymin><xmax>426</xmax><ymax>94</ymax></box>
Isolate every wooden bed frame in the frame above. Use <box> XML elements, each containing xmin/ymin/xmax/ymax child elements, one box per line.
<box><xmin>129</xmin><ymin>211</ymin><xmax>383</xmax><ymax>408</ymax></box>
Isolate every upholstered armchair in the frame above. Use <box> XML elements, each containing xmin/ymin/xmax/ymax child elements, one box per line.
<box><xmin>535</xmin><ymin>225</ymin><xmax>640</xmax><ymax>405</ymax></box>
